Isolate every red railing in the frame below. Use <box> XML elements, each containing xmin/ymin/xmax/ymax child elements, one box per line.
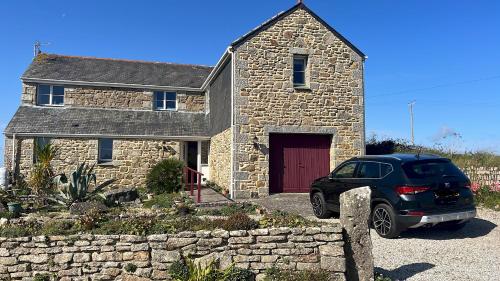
<box><xmin>183</xmin><ymin>166</ymin><xmax>204</xmax><ymax>203</ymax></box>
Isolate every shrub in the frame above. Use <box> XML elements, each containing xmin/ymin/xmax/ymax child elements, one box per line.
<box><xmin>259</xmin><ymin>210</ymin><xmax>315</xmax><ymax>228</ymax></box>
<box><xmin>50</xmin><ymin>162</ymin><xmax>116</xmax><ymax>208</ymax></box>
<box><xmin>146</xmin><ymin>158</ymin><xmax>185</xmax><ymax>194</ymax></box>
<box><xmin>169</xmin><ymin>260</ymin><xmax>190</xmax><ymax>280</ymax></box>
<box><xmin>198</xmin><ymin>203</ymin><xmax>257</xmax><ymax>216</ymax></box>
<box><xmin>29</xmin><ymin>143</ymin><xmax>59</xmax><ymax>195</ymax></box>
<box><xmin>40</xmin><ymin>220</ymin><xmax>79</xmax><ymax>236</ymax></box>
<box><xmin>168</xmin><ymin>259</ymin><xmax>254</xmax><ymax>281</ymax></box>
<box><xmin>474</xmin><ymin>185</ymin><xmax>500</xmax><ymax>211</ymax></box>
<box><xmin>212</xmin><ymin>213</ymin><xmax>259</xmax><ymax>231</ymax></box>
<box><xmin>264</xmin><ymin>267</ymin><xmax>333</xmax><ymax>281</ymax></box>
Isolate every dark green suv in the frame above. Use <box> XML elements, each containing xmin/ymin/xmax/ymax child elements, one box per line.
<box><xmin>309</xmin><ymin>153</ymin><xmax>476</xmax><ymax>238</ymax></box>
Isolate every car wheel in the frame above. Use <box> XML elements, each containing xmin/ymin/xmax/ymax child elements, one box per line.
<box><xmin>372</xmin><ymin>203</ymin><xmax>400</xmax><ymax>239</ymax></box>
<box><xmin>311</xmin><ymin>192</ymin><xmax>332</xmax><ymax>219</ymax></box>
<box><xmin>439</xmin><ymin>220</ymin><xmax>468</xmax><ymax>231</ymax></box>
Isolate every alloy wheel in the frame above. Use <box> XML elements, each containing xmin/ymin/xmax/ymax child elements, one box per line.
<box><xmin>312</xmin><ymin>194</ymin><xmax>323</xmax><ymax>216</ymax></box>
<box><xmin>373</xmin><ymin>207</ymin><xmax>392</xmax><ymax>236</ymax></box>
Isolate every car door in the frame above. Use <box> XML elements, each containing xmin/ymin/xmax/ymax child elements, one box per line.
<box><xmin>323</xmin><ymin>161</ymin><xmax>359</xmax><ymax>207</ymax></box>
<box><xmin>354</xmin><ymin>161</ymin><xmax>382</xmax><ymax>189</ymax></box>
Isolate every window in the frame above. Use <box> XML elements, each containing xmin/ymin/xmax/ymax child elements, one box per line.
<box><xmin>33</xmin><ymin>137</ymin><xmax>51</xmax><ymax>163</ymax></box>
<box><xmin>37</xmin><ymin>85</ymin><xmax>64</xmax><ymax>106</ymax></box>
<box><xmin>333</xmin><ymin>162</ymin><xmax>357</xmax><ymax>179</ymax></box>
<box><xmin>358</xmin><ymin>162</ymin><xmax>381</xmax><ymax>178</ymax></box>
<box><xmin>402</xmin><ymin>159</ymin><xmax>463</xmax><ymax>179</ymax></box>
<box><xmin>380</xmin><ymin>163</ymin><xmax>393</xmax><ymax>177</ymax></box>
<box><xmin>154</xmin><ymin>91</ymin><xmax>177</xmax><ymax>110</ymax></box>
<box><xmin>98</xmin><ymin>139</ymin><xmax>113</xmax><ymax>163</ymax></box>
<box><xmin>201</xmin><ymin>141</ymin><xmax>210</xmax><ymax>165</ymax></box>
<box><xmin>293</xmin><ymin>55</ymin><xmax>307</xmax><ymax>87</ymax></box>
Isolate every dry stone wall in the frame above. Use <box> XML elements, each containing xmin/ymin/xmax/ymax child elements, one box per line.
<box><xmin>232</xmin><ymin>7</ymin><xmax>365</xmax><ymax>198</ymax></box>
<box><xmin>20</xmin><ymin>83</ymin><xmax>205</xmax><ymax>112</ymax></box>
<box><xmin>0</xmin><ymin>226</ymin><xmax>347</xmax><ymax>281</ymax></box>
<box><xmin>5</xmin><ymin>137</ymin><xmax>181</xmax><ymax>188</ymax></box>
<box><xmin>208</xmin><ymin>128</ymin><xmax>232</xmax><ymax>190</ymax></box>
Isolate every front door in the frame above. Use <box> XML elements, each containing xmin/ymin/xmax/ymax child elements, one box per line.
<box><xmin>185</xmin><ymin>141</ymin><xmax>198</xmax><ymax>183</ymax></box>
<box><xmin>270</xmin><ymin>134</ymin><xmax>331</xmax><ymax>193</ymax></box>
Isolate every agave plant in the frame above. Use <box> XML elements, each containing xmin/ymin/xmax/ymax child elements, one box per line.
<box><xmin>50</xmin><ymin>162</ymin><xmax>116</xmax><ymax>208</ymax></box>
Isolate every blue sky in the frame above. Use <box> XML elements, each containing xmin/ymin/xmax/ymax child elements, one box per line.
<box><xmin>1</xmin><ymin>0</ymin><xmax>499</xmax><ymax>165</ymax></box>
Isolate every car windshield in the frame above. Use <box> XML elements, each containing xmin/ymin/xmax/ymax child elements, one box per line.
<box><xmin>402</xmin><ymin>159</ymin><xmax>463</xmax><ymax>179</ymax></box>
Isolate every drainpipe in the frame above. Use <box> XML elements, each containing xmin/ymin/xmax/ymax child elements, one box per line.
<box><xmin>228</xmin><ymin>46</ymin><xmax>235</xmax><ymax>200</ymax></box>
<box><xmin>11</xmin><ymin>133</ymin><xmax>16</xmax><ymax>176</ymax></box>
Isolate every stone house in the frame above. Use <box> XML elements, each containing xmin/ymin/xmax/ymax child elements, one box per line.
<box><xmin>4</xmin><ymin>2</ymin><xmax>365</xmax><ymax>199</ymax></box>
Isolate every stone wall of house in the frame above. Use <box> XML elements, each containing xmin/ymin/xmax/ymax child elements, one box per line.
<box><xmin>208</xmin><ymin>128</ymin><xmax>232</xmax><ymax>190</ymax></box>
<box><xmin>5</xmin><ymin>137</ymin><xmax>182</xmax><ymax>188</ymax></box>
<box><xmin>20</xmin><ymin>83</ymin><xmax>205</xmax><ymax>112</ymax></box>
<box><xmin>232</xmin><ymin>7</ymin><xmax>365</xmax><ymax>198</ymax></box>
<box><xmin>0</xmin><ymin>226</ymin><xmax>346</xmax><ymax>281</ymax></box>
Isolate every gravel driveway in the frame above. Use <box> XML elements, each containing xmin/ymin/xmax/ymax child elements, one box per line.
<box><xmin>372</xmin><ymin>208</ymin><xmax>500</xmax><ymax>281</ymax></box>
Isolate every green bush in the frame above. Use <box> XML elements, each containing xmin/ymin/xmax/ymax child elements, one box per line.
<box><xmin>146</xmin><ymin>158</ymin><xmax>185</xmax><ymax>194</ymax></box>
<box><xmin>264</xmin><ymin>267</ymin><xmax>333</xmax><ymax>281</ymax></box>
<box><xmin>40</xmin><ymin>220</ymin><xmax>79</xmax><ymax>236</ymax></box>
<box><xmin>474</xmin><ymin>185</ymin><xmax>500</xmax><ymax>211</ymax></box>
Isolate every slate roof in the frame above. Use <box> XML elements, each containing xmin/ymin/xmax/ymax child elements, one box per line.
<box><xmin>22</xmin><ymin>54</ymin><xmax>214</xmax><ymax>88</ymax></box>
<box><xmin>5</xmin><ymin>106</ymin><xmax>209</xmax><ymax>138</ymax></box>
<box><xmin>231</xmin><ymin>3</ymin><xmax>365</xmax><ymax>58</ymax></box>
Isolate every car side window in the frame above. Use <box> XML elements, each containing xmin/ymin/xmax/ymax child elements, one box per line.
<box><xmin>358</xmin><ymin>162</ymin><xmax>381</xmax><ymax>178</ymax></box>
<box><xmin>380</xmin><ymin>163</ymin><xmax>393</xmax><ymax>177</ymax></box>
<box><xmin>333</xmin><ymin>162</ymin><xmax>357</xmax><ymax>178</ymax></box>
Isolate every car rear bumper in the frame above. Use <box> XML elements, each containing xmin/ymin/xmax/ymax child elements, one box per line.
<box><xmin>398</xmin><ymin>208</ymin><xmax>476</xmax><ymax>229</ymax></box>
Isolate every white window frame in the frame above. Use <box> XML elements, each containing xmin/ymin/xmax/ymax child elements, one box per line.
<box><xmin>293</xmin><ymin>55</ymin><xmax>308</xmax><ymax>87</ymax></box>
<box><xmin>154</xmin><ymin>91</ymin><xmax>177</xmax><ymax>111</ymax></box>
<box><xmin>37</xmin><ymin>85</ymin><xmax>65</xmax><ymax>106</ymax></box>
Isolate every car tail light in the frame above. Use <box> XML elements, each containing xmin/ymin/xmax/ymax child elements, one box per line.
<box><xmin>396</xmin><ymin>186</ymin><xmax>430</xmax><ymax>195</ymax></box>
<box><xmin>407</xmin><ymin>211</ymin><xmax>425</xmax><ymax>216</ymax></box>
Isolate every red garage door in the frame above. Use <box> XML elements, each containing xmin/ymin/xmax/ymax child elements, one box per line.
<box><xmin>269</xmin><ymin>134</ymin><xmax>331</xmax><ymax>193</ymax></box>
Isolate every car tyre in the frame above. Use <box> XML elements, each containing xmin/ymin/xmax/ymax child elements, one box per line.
<box><xmin>372</xmin><ymin>203</ymin><xmax>400</xmax><ymax>239</ymax></box>
<box><xmin>311</xmin><ymin>192</ymin><xmax>332</xmax><ymax>219</ymax></box>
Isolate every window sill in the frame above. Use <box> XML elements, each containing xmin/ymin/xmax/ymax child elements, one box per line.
<box><xmin>97</xmin><ymin>161</ymin><xmax>116</xmax><ymax>167</ymax></box>
<box><xmin>37</xmin><ymin>104</ymin><xmax>65</xmax><ymax>107</ymax></box>
<box><xmin>294</xmin><ymin>86</ymin><xmax>312</xmax><ymax>91</ymax></box>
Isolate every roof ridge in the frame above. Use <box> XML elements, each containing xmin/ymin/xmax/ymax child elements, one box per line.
<box><xmin>38</xmin><ymin>53</ymin><xmax>214</xmax><ymax>69</ymax></box>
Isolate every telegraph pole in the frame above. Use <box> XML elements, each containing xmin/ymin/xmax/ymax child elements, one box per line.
<box><xmin>408</xmin><ymin>100</ymin><xmax>416</xmax><ymax>145</ymax></box>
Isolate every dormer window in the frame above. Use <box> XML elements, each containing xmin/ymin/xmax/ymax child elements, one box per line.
<box><xmin>154</xmin><ymin>91</ymin><xmax>177</xmax><ymax>111</ymax></box>
<box><xmin>37</xmin><ymin>85</ymin><xmax>64</xmax><ymax>106</ymax></box>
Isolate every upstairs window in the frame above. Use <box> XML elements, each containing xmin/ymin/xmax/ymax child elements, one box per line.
<box><xmin>154</xmin><ymin>91</ymin><xmax>177</xmax><ymax>110</ymax></box>
<box><xmin>98</xmin><ymin>138</ymin><xmax>113</xmax><ymax>164</ymax></box>
<box><xmin>293</xmin><ymin>55</ymin><xmax>307</xmax><ymax>87</ymax></box>
<box><xmin>37</xmin><ymin>85</ymin><xmax>64</xmax><ymax>106</ymax></box>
